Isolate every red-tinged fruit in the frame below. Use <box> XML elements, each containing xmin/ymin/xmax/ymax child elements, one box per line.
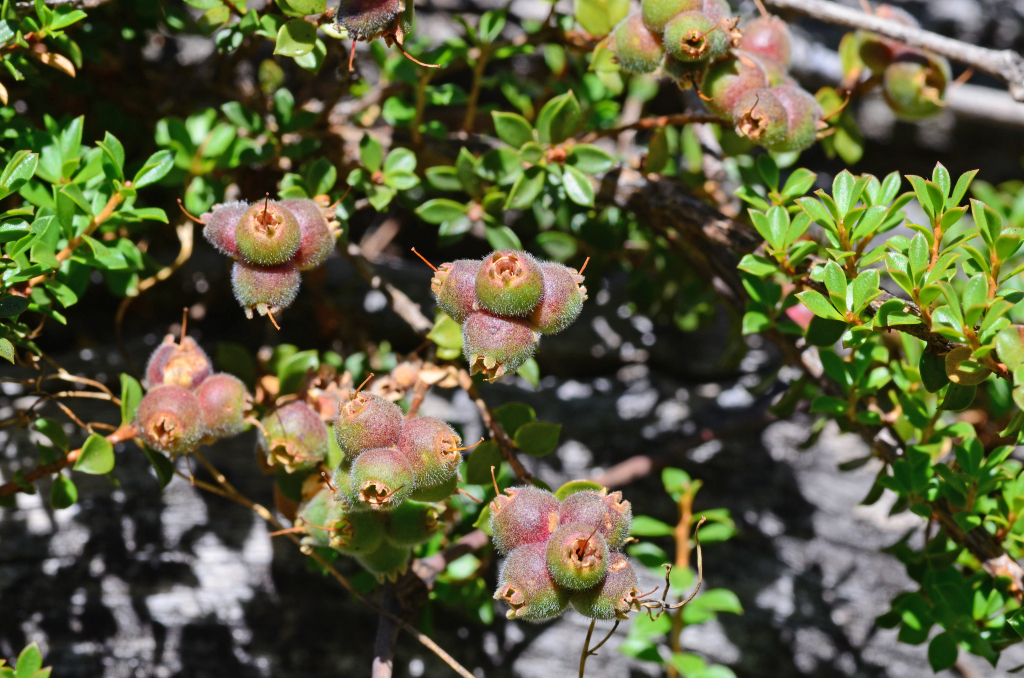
<box><xmin>431</xmin><ymin>259</ymin><xmax>480</xmax><ymax>324</ymax></box>
<box><xmin>398</xmin><ymin>416</ymin><xmax>462</xmax><ymax>486</ymax></box>
<box><xmin>231</xmin><ymin>261</ymin><xmax>301</xmax><ymax>319</ymax></box>
<box><xmin>281</xmin><ymin>198</ymin><xmax>336</xmax><ymax>271</ymax></box>
<box><xmin>612</xmin><ymin>12</ymin><xmax>664</xmax><ymax>75</ymax></box>
<box><xmin>195</xmin><ymin>373</ymin><xmax>250</xmax><ymax>438</ymax></box>
<box><xmin>663</xmin><ymin>11</ymin><xmax>729</xmax><ymax>64</ymax></box>
<box><xmin>296</xmin><ymin>486</ymin><xmax>344</xmax><ymax>550</ymax></box>
<box><xmin>494</xmin><ymin>542</ymin><xmax>570</xmax><ymax>622</ymax></box>
<box><xmin>336</xmin><ymin>0</ymin><xmax>404</xmax><ymax>41</ymax></box>
<box><xmin>333</xmin><ymin>393</ymin><xmax>404</xmax><ymax>458</ymax></box>
<box><xmin>201</xmin><ymin>201</ymin><xmax>248</xmax><ymax>258</ymax></box>
<box><xmin>763</xmin><ymin>85</ymin><xmax>823</xmax><ymax>153</ymax></box>
<box><xmin>145</xmin><ymin>334</ymin><xmax>213</xmax><ymax>391</ymax></box>
<box><xmin>384</xmin><ymin>501</ymin><xmax>441</xmax><ymax>546</ymax></box>
<box><xmin>546</xmin><ymin>523</ymin><xmax>610</xmax><ymax>591</ymax></box>
<box><xmin>235</xmin><ymin>201</ymin><xmax>301</xmax><ymax>266</ymax></box>
<box><xmin>699</xmin><ymin>50</ymin><xmax>771</xmax><ymax>120</ymax></box>
<box><xmin>640</xmin><ymin>0</ymin><xmax>703</xmax><ymax>35</ymax></box>
<box><xmin>462</xmin><ymin>311</ymin><xmax>539</xmax><ymax>381</ymax></box>
<box><xmin>258</xmin><ymin>401</ymin><xmax>330</xmax><ymax>472</ymax></box>
<box><xmin>475</xmin><ymin>250</ymin><xmax>545</xmax><ymax>317</ymax></box>
<box><xmin>558</xmin><ymin>489</ymin><xmax>633</xmax><ymax>549</ymax></box>
<box><xmin>356</xmin><ymin>539</ymin><xmax>411</xmax><ymax>581</ymax></box>
<box><xmin>349</xmin><ymin>446</ymin><xmax>416</xmax><ymax>511</ymax></box>
<box><xmin>570</xmin><ymin>553</ymin><xmax>641</xmax><ymax>620</ymax></box>
<box><xmin>136</xmin><ymin>385</ymin><xmax>205</xmax><ymax>457</ymax></box>
<box><xmin>490</xmin><ymin>485</ymin><xmax>561</xmax><ymax>556</ymax></box>
<box><xmin>882</xmin><ymin>56</ymin><xmax>950</xmax><ymax>120</ymax></box>
<box><xmin>738</xmin><ymin>15</ymin><xmax>791</xmax><ymax>67</ymax></box>
<box><xmin>734</xmin><ymin>87</ymin><xmax>788</xmax><ymax>147</ymax></box>
<box><xmin>530</xmin><ymin>262</ymin><xmax>587</xmax><ymax>335</ymax></box>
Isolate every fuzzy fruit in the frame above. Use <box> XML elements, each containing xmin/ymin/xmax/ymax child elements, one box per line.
<box><xmin>494</xmin><ymin>542</ymin><xmax>570</xmax><ymax>622</ymax></box>
<box><xmin>640</xmin><ymin>0</ymin><xmax>703</xmax><ymax>35</ymax></box>
<box><xmin>195</xmin><ymin>373</ymin><xmax>250</xmax><ymax>438</ymax></box>
<box><xmin>663</xmin><ymin>11</ymin><xmax>729</xmax><ymax>64</ymax></box>
<box><xmin>882</xmin><ymin>56</ymin><xmax>950</xmax><ymax>120</ymax></box>
<box><xmin>356</xmin><ymin>539</ymin><xmax>411</xmax><ymax>581</ymax></box>
<box><xmin>462</xmin><ymin>311</ymin><xmax>539</xmax><ymax>381</ymax></box>
<box><xmin>663</xmin><ymin>55</ymin><xmax>708</xmax><ymax>89</ymax></box>
<box><xmin>201</xmin><ymin>201</ymin><xmax>248</xmax><ymax>258</ymax></box>
<box><xmin>409</xmin><ymin>472</ymin><xmax>459</xmax><ymax>503</ymax></box>
<box><xmin>763</xmin><ymin>85</ymin><xmax>823</xmax><ymax>153</ymax></box>
<box><xmin>612</xmin><ymin>12</ymin><xmax>664</xmax><ymax>75</ymax></box>
<box><xmin>336</xmin><ymin>0</ymin><xmax>404</xmax><ymax>41</ymax></box>
<box><xmin>733</xmin><ymin>87</ymin><xmax>788</xmax><ymax>148</ymax></box>
<box><xmin>231</xmin><ymin>261</ymin><xmax>301</xmax><ymax>319</ymax></box>
<box><xmin>384</xmin><ymin>501</ymin><xmax>441</xmax><ymax>546</ymax></box>
<box><xmin>700</xmin><ymin>50</ymin><xmax>771</xmax><ymax>120</ymax></box>
<box><xmin>857</xmin><ymin>5</ymin><xmax>920</xmax><ymax>72</ymax></box>
<box><xmin>558</xmin><ymin>489</ymin><xmax>633</xmax><ymax>549</ymax></box>
<box><xmin>145</xmin><ymin>334</ymin><xmax>213</xmax><ymax>391</ymax></box>
<box><xmin>281</xmin><ymin>198</ymin><xmax>336</xmax><ymax>271</ymax></box>
<box><xmin>738</xmin><ymin>16</ymin><xmax>791</xmax><ymax>67</ymax></box>
<box><xmin>333</xmin><ymin>393</ymin><xmax>404</xmax><ymax>458</ymax></box>
<box><xmin>349</xmin><ymin>446</ymin><xmax>416</xmax><ymax>511</ymax></box>
<box><xmin>235</xmin><ymin>201</ymin><xmax>301</xmax><ymax>266</ymax></box>
<box><xmin>531</xmin><ymin>262</ymin><xmax>587</xmax><ymax>335</ymax></box>
<box><xmin>475</xmin><ymin>250</ymin><xmax>545</xmax><ymax>317</ymax></box>
<box><xmin>546</xmin><ymin>523</ymin><xmax>610</xmax><ymax>591</ymax></box>
<box><xmin>431</xmin><ymin>259</ymin><xmax>480</xmax><ymax>324</ymax></box>
<box><xmin>258</xmin><ymin>401</ymin><xmax>330</xmax><ymax>472</ymax></box>
<box><xmin>329</xmin><ymin>508</ymin><xmax>386</xmax><ymax>555</ymax></box>
<box><xmin>296</xmin><ymin>486</ymin><xmax>344</xmax><ymax>550</ymax></box>
<box><xmin>398</xmin><ymin>416</ymin><xmax>462</xmax><ymax>486</ymax></box>
<box><xmin>570</xmin><ymin>552</ymin><xmax>640</xmax><ymax>620</ymax></box>
<box><xmin>136</xmin><ymin>385</ymin><xmax>205</xmax><ymax>457</ymax></box>
<box><xmin>490</xmin><ymin>485</ymin><xmax>561</xmax><ymax>556</ymax></box>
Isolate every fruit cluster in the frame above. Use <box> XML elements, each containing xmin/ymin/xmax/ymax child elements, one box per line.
<box><xmin>335</xmin><ymin>0</ymin><xmax>415</xmax><ymax>50</ymax></box>
<box><xmin>843</xmin><ymin>5</ymin><xmax>951</xmax><ymax>120</ymax></box>
<box><xmin>331</xmin><ymin>394</ymin><xmax>466</xmax><ymax>512</ymax></box>
<box><xmin>431</xmin><ymin>251</ymin><xmax>587</xmax><ymax>380</ymax></box>
<box><xmin>202</xmin><ymin>198</ymin><xmax>340</xmax><ymax>320</ymax></box>
<box><xmin>136</xmin><ymin>334</ymin><xmax>251</xmax><ymax>456</ymax></box>
<box><xmin>491</xmin><ymin>486</ymin><xmax>641</xmax><ymax>622</ymax></box>
<box><xmin>608</xmin><ymin>5</ymin><xmax>823</xmax><ymax>153</ymax></box>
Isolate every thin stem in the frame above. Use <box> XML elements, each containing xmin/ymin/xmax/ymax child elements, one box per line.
<box><xmin>459</xmin><ymin>369</ymin><xmax>532</xmax><ymax>483</ymax></box>
<box><xmin>578</xmin><ymin>620</ymin><xmax>596</xmax><ymax>678</ymax></box>
<box><xmin>462</xmin><ymin>46</ymin><xmax>491</xmax><ymax>133</ymax></box>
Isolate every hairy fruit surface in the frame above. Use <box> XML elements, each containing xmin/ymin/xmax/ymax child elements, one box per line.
<box><xmin>663</xmin><ymin>11</ymin><xmax>728</xmax><ymax>64</ymax></box>
<box><xmin>349</xmin><ymin>446</ymin><xmax>416</xmax><ymax>511</ymax></box>
<box><xmin>558</xmin><ymin>489</ymin><xmax>633</xmax><ymax>549</ymax></box>
<box><xmin>763</xmin><ymin>84</ymin><xmax>823</xmax><ymax>153</ymax></box>
<box><xmin>145</xmin><ymin>335</ymin><xmax>213</xmax><ymax>391</ymax></box>
<box><xmin>136</xmin><ymin>385</ymin><xmax>205</xmax><ymax>457</ymax></box>
<box><xmin>738</xmin><ymin>15</ymin><xmax>791</xmax><ymax>67</ymax></box>
<box><xmin>734</xmin><ymin>87</ymin><xmax>788</xmax><ymax>147</ymax></box>
<box><xmin>409</xmin><ymin>472</ymin><xmax>459</xmax><ymax>502</ymax></box>
<box><xmin>700</xmin><ymin>50</ymin><xmax>772</xmax><ymax>120</ymax></box>
<box><xmin>333</xmin><ymin>393</ymin><xmax>404</xmax><ymax>458</ymax></box>
<box><xmin>530</xmin><ymin>262</ymin><xmax>587</xmax><ymax>335</ymax></box>
<box><xmin>490</xmin><ymin>485</ymin><xmax>560</xmax><ymax>555</ymax></box>
<box><xmin>398</xmin><ymin>416</ymin><xmax>462</xmax><ymax>486</ymax></box>
<box><xmin>336</xmin><ymin>0</ymin><xmax>405</xmax><ymax>41</ymax></box>
<box><xmin>258</xmin><ymin>401</ymin><xmax>330</xmax><ymax>472</ymax></box>
<box><xmin>195</xmin><ymin>373</ymin><xmax>250</xmax><ymax>438</ymax></box>
<box><xmin>281</xmin><ymin>199</ymin><xmax>336</xmax><ymax>271</ymax></box>
<box><xmin>201</xmin><ymin>201</ymin><xmax>248</xmax><ymax>258</ymax></box>
<box><xmin>570</xmin><ymin>552</ymin><xmax>640</xmax><ymax>620</ymax></box>
<box><xmin>612</xmin><ymin>12</ymin><xmax>664</xmax><ymax>75</ymax></box>
<box><xmin>640</xmin><ymin>0</ymin><xmax>703</xmax><ymax>35</ymax></box>
<box><xmin>356</xmin><ymin>539</ymin><xmax>411</xmax><ymax>581</ymax></box>
<box><xmin>235</xmin><ymin>201</ymin><xmax>301</xmax><ymax>266</ymax></box>
<box><xmin>231</xmin><ymin>261</ymin><xmax>301</xmax><ymax>319</ymax></box>
<box><xmin>462</xmin><ymin>311</ymin><xmax>539</xmax><ymax>381</ymax></box>
<box><xmin>882</xmin><ymin>56</ymin><xmax>950</xmax><ymax>120</ymax></box>
<box><xmin>384</xmin><ymin>501</ymin><xmax>441</xmax><ymax>546</ymax></box>
<box><xmin>546</xmin><ymin>523</ymin><xmax>610</xmax><ymax>591</ymax></box>
<box><xmin>329</xmin><ymin>508</ymin><xmax>386</xmax><ymax>555</ymax></box>
<box><xmin>475</xmin><ymin>250</ymin><xmax>545</xmax><ymax>317</ymax></box>
<box><xmin>431</xmin><ymin>259</ymin><xmax>480</xmax><ymax>324</ymax></box>
<box><xmin>495</xmin><ymin>542</ymin><xmax>570</xmax><ymax>622</ymax></box>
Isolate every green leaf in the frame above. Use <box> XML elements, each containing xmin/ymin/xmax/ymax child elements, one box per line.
<box><xmin>562</xmin><ymin>165</ymin><xmax>594</xmax><ymax>206</ymax></box>
<box><xmin>73</xmin><ymin>434</ymin><xmax>115</xmax><ymax>475</ymax></box>
<box><xmin>927</xmin><ymin>632</ymin><xmax>958</xmax><ymax>672</ymax></box>
<box><xmin>493</xmin><ymin>402</ymin><xmax>536</xmax><ymax>437</ymax></box>
<box><xmin>536</xmin><ymin>91</ymin><xmax>581</xmax><ymax>145</ymax></box>
<box><xmin>805</xmin><ymin>317</ymin><xmax>847</xmax><ymax>347</ymax></box>
<box><xmin>427</xmin><ymin>314</ymin><xmax>463</xmax><ymax>350</ymax></box>
<box><xmin>513</xmin><ymin>421</ymin><xmax>561</xmax><ymax>457</ymax></box>
<box><xmin>535</xmin><ymin>231</ymin><xmax>577</xmax><ymax>262</ymax></box>
<box><xmin>465</xmin><ymin>439</ymin><xmax>503</xmax><ymax>484</ymax></box>
<box><xmin>781</xmin><ymin>168</ymin><xmax>817</xmax><ymax>200</ymax></box>
<box><xmin>796</xmin><ymin>290</ymin><xmax>844</xmax><ymax>321</ymax></box>
<box><xmin>34</xmin><ymin>418</ymin><xmax>69</xmax><ymax>452</ymax></box>
<box><xmin>920</xmin><ymin>352</ymin><xmax>950</xmax><ymax>392</ymax></box>
<box><xmin>0</xmin><ymin>295</ymin><xmax>30</xmax><ymax>317</ymax></box>
<box><xmin>692</xmin><ymin>588</ymin><xmax>743</xmax><ymax>614</ymax></box>
<box><xmin>516</xmin><ymin>357</ymin><xmax>539</xmax><ymax>387</ymax></box>
<box><xmin>485</xmin><ymin>225</ymin><xmax>522</xmax><ymax>250</ymax></box>
<box><xmin>940</xmin><ymin>383</ymin><xmax>977</xmax><ymax>412</ymax></box>
<box><xmin>359</xmin><ymin>133</ymin><xmax>383</xmax><ymax>173</ymax></box>
<box><xmin>630</xmin><ymin>515</ymin><xmax>675</xmax><ymax>536</ymax></box>
<box><xmin>998</xmin><ymin>326</ymin><xmax>1024</xmax><ymax>371</ymax></box>
<box><xmin>50</xmin><ymin>474</ymin><xmax>78</xmax><ymax>509</ymax></box>
<box><xmin>0</xmin><ymin>339</ymin><xmax>14</xmax><ymax>364</ymax></box>
<box><xmin>1</xmin><ymin>151</ymin><xmax>39</xmax><ymax>194</ymax></box>
<box><xmin>198</xmin><ymin>4</ymin><xmax>230</xmax><ymax>33</ymax></box>
<box><xmin>574</xmin><ymin>0</ymin><xmax>628</xmax><ymax>37</ymax></box>
<box><xmin>416</xmin><ymin>199</ymin><xmax>467</xmax><ymax>225</ymax></box>
<box><xmin>505</xmin><ymin>166</ymin><xmax>546</xmax><ymax>210</ymax></box>
<box><xmin>491</xmin><ymin>112</ymin><xmax>534</xmax><ymax>148</ymax></box>
<box><xmin>823</xmin><ymin>261</ymin><xmax>848</xmax><ymax>314</ymax></box>
<box><xmin>143</xmin><ymin>446</ymin><xmax>175</xmax><ymax>488</ymax></box>
<box><xmin>796</xmin><ymin>196</ymin><xmax>836</xmax><ymax>230</ymax></box>
<box><xmin>274</xmin><ymin>19</ymin><xmax>317</xmax><ymax>57</ymax></box>
<box><xmin>568</xmin><ymin>144</ymin><xmax>616</xmax><ymax>174</ymax></box>
<box><xmin>118</xmin><ymin>375</ymin><xmax>143</xmax><ymax>427</ymax></box>
<box><xmin>971</xmin><ymin>198</ymin><xmax>1003</xmax><ymax>248</ymax></box>
<box><xmin>15</xmin><ymin>643</ymin><xmax>42</xmax><ymax>678</ymax></box>
<box><xmin>553</xmin><ymin>479</ymin><xmax>605</xmax><ymax>501</ymax></box>
<box><xmin>132</xmin><ymin>150</ymin><xmax>174</xmax><ymax>188</ymax></box>
<box><xmin>277</xmin><ymin>0</ymin><xmax>327</xmax><ymax>15</ymax></box>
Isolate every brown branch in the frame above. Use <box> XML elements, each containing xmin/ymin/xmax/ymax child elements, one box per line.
<box><xmin>584</xmin><ymin>113</ymin><xmax>725</xmax><ymax>142</ymax></box>
<box><xmin>763</xmin><ymin>0</ymin><xmax>1024</xmax><ymax>101</ymax></box>
<box><xmin>458</xmin><ymin>369</ymin><xmax>531</xmax><ymax>483</ymax></box>
<box><xmin>0</xmin><ymin>424</ymin><xmax>137</xmax><ymax>498</ymax></box>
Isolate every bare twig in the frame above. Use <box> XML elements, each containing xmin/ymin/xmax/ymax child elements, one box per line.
<box><xmin>763</xmin><ymin>0</ymin><xmax>1024</xmax><ymax>101</ymax></box>
<box><xmin>458</xmin><ymin>369</ymin><xmax>532</xmax><ymax>483</ymax></box>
